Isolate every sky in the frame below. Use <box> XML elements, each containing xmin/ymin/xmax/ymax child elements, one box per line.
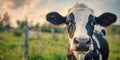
<box><xmin>0</xmin><ymin>0</ymin><xmax>120</xmax><ymax>27</ymax></box>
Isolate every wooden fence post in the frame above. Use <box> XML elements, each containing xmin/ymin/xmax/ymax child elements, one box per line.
<box><xmin>63</xmin><ymin>27</ymin><xmax>66</xmax><ymax>40</ymax></box>
<box><xmin>24</xmin><ymin>20</ymin><xmax>29</xmax><ymax>59</ymax></box>
<box><xmin>51</xmin><ymin>28</ymin><xmax>55</xmax><ymax>40</ymax></box>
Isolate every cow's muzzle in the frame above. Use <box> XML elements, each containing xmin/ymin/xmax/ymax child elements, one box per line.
<box><xmin>73</xmin><ymin>38</ymin><xmax>91</xmax><ymax>51</ymax></box>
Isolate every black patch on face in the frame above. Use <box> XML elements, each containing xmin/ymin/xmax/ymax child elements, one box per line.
<box><xmin>66</xmin><ymin>13</ymin><xmax>75</xmax><ymax>23</ymax></box>
<box><xmin>85</xmin><ymin>51</ymin><xmax>100</xmax><ymax>60</ymax></box>
<box><xmin>93</xmin><ymin>32</ymin><xmax>109</xmax><ymax>60</ymax></box>
<box><xmin>101</xmin><ymin>29</ymin><xmax>106</xmax><ymax>36</ymax></box>
<box><xmin>86</xmin><ymin>14</ymin><xmax>95</xmax><ymax>37</ymax></box>
<box><xmin>66</xmin><ymin>13</ymin><xmax>76</xmax><ymax>38</ymax></box>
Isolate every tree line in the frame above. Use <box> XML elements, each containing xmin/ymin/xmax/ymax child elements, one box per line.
<box><xmin>0</xmin><ymin>12</ymin><xmax>65</xmax><ymax>33</ymax></box>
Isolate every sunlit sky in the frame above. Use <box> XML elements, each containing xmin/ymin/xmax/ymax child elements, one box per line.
<box><xmin>0</xmin><ymin>0</ymin><xmax>120</xmax><ymax>27</ymax></box>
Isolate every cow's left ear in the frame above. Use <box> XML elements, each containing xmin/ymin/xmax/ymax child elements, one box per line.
<box><xmin>46</xmin><ymin>12</ymin><xmax>66</xmax><ymax>25</ymax></box>
<box><xmin>95</xmin><ymin>12</ymin><xmax>117</xmax><ymax>27</ymax></box>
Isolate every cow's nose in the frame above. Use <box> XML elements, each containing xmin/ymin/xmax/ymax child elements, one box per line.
<box><xmin>73</xmin><ymin>38</ymin><xmax>91</xmax><ymax>51</ymax></box>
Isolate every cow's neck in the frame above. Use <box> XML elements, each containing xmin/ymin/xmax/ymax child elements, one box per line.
<box><xmin>73</xmin><ymin>51</ymin><xmax>86</xmax><ymax>60</ymax></box>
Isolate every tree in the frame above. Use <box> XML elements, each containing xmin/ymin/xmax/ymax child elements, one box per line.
<box><xmin>2</xmin><ymin>12</ymin><xmax>11</xmax><ymax>32</ymax></box>
<box><xmin>2</xmin><ymin>12</ymin><xmax>9</xmax><ymax>25</ymax></box>
<box><xmin>0</xmin><ymin>22</ymin><xmax>4</xmax><ymax>32</ymax></box>
<box><xmin>35</xmin><ymin>23</ymin><xmax>39</xmax><ymax>29</ymax></box>
<box><xmin>17</xmin><ymin>20</ymin><xmax>27</xmax><ymax>29</ymax></box>
<box><xmin>0</xmin><ymin>14</ymin><xmax>1</xmax><ymax>21</ymax></box>
<box><xmin>0</xmin><ymin>14</ymin><xmax>4</xmax><ymax>32</ymax></box>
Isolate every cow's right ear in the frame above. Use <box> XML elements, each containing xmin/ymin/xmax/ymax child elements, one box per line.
<box><xmin>46</xmin><ymin>12</ymin><xmax>66</xmax><ymax>25</ymax></box>
<box><xmin>95</xmin><ymin>12</ymin><xmax>117</xmax><ymax>27</ymax></box>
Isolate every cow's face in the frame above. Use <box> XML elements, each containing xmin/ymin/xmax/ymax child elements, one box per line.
<box><xmin>46</xmin><ymin>4</ymin><xmax>117</xmax><ymax>54</ymax></box>
<box><xmin>66</xmin><ymin>8</ymin><xmax>95</xmax><ymax>53</ymax></box>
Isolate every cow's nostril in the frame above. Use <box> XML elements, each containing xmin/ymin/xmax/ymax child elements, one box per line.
<box><xmin>74</xmin><ymin>38</ymin><xmax>79</xmax><ymax>44</ymax></box>
<box><xmin>87</xmin><ymin>39</ymin><xmax>91</xmax><ymax>45</ymax></box>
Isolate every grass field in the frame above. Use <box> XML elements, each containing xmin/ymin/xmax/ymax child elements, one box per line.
<box><xmin>0</xmin><ymin>31</ymin><xmax>120</xmax><ymax>60</ymax></box>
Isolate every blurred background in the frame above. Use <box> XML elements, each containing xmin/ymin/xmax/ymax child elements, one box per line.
<box><xmin>0</xmin><ymin>0</ymin><xmax>120</xmax><ymax>60</ymax></box>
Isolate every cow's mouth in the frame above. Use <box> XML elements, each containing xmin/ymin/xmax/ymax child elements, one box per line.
<box><xmin>75</xmin><ymin>46</ymin><xmax>90</xmax><ymax>51</ymax></box>
<box><xmin>74</xmin><ymin>45</ymin><xmax>90</xmax><ymax>54</ymax></box>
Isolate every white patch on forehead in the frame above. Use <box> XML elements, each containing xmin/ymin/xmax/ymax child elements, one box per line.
<box><xmin>72</xmin><ymin>8</ymin><xmax>93</xmax><ymax>22</ymax></box>
<box><xmin>71</xmin><ymin>8</ymin><xmax>93</xmax><ymax>38</ymax></box>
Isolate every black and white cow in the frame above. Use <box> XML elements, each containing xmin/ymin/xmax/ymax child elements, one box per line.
<box><xmin>46</xmin><ymin>3</ymin><xmax>117</xmax><ymax>60</ymax></box>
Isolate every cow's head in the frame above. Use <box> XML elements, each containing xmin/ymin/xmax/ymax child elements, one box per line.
<box><xmin>46</xmin><ymin>3</ymin><xmax>117</xmax><ymax>54</ymax></box>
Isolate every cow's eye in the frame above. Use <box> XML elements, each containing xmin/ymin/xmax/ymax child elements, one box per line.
<box><xmin>89</xmin><ymin>14</ymin><xmax>96</xmax><ymax>26</ymax></box>
<box><xmin>65</xmin><ymin>21</ymin><xmax>70</xmax><ymax>25</ymax></box>
<box><xmin>91</xmin><ymin>21</ymin><xmax>96</xmax><ymax>26</ymax></box>
<box><xmin>66</xmin><ymin>21</ymin><xmax>76</xmax><ymax>26</ymax></box>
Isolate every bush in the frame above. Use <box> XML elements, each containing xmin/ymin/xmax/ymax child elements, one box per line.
<box><xmin>40</xmin><ymin>24</ymin><xmax>65</xmax><ymax>33</ymax></box>
<box><xmin>13</xmin><ymin>30</ymin><xmax>22</xmax><ymax>37</ymax></box>
<box><xmin>107</xmin><ymin>25</ymin><xmax>120</xmax><ymax>34</ymax></box>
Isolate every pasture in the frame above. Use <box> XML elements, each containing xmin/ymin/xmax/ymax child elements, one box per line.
<box><xmin>0</xmin><ymin>26</ymin><xmax>120</xmax><ymax>60</ymax></box>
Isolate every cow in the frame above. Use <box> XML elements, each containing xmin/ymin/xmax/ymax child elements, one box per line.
<box><xmin>46</xmin><ymin>3</ymin><xmax>117</xmax><ymax>60</ymax></box>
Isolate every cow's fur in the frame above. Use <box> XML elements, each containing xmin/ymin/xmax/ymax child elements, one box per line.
<box><xmin>67</xmin><ymin>3</ymin><xmax>109</xmax><ymax>60</ymax></box>
<box><xmin>46</xmin><ymin>2</ymin><xmax>117</xmax><ymax>60</ymax></box>
<box><xmin>67</xmin><ymin>25</ymin><xmax>109</xmax><ymax>60</ymax></box>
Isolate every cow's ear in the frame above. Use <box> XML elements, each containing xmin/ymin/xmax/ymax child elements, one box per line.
<box><xmin>95</xmin><ymin>12</ymin><xmax>117</xmax><ymax>27</ymax></box>
<box><xmin>46</xmin><ymin>12</ymin><xmax>66</xmax><ymax>25</ymax></box>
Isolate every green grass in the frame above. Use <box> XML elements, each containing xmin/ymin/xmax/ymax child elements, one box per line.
<box><xmin>0</xmin><ymin>31</ymin><xmax>120</xmax><ymax>60</ymax></box>
<box><xmin>0</xmin><ymin>32</ymin><xmax>69</xmax><ymax>60</ymax></box>
<box><xmin>107</xmin><ymin>34</ymin><xmax>120</xmax><ymax>60</ymax></box>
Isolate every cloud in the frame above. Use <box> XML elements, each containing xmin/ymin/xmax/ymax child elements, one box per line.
<box><xmin>9</xmin><ymin>7</ymin><xmax>52</xmax><ymax>27</ymax></box>
<box><xmin>105</xmin><ymin>0</ymin><xmax>118</xmax><ymax>3</ymax></box>
<box><xmin>93</xmin><ymin>0</ymin><xmax>118</xmax><ymax>6</ymax></box>
<box><xmin>0</xmin><ymin>0</ymin><xmax>119</xmax><ymax>27</ymax></box>
<box><xmin>59</xmin><ymin>6</ymin><xmax>71</xmax><ymax>16</ymax></box>
<box><xmin>93</xmin><ymin>0</ymin><xmax>104</xmax><ymax>6</ymax></box>
<box><xmin>11</xmin><ymin>0</ymin><xmax>25</xmax><ymax>9</ymax></box>
<box><xmin>94</xmin><ymin>9</ymin><xmax>103</xmax><ymax>16</ymax></box>
<box><xmin>0</xmin><ymin>0</ymin><xmax>15</xmax><ymax>9</ymax></box>
<box><xmin>0</xmin><ymin>0</ymin><xmax>47</xmax><ymax>27</ymax></box>
<box><xmin>24</xmin><ymin>0</ymin><xmax>42</xmax><ymax>8</ymax></box>
<box><xmin>46</xmin><ymin>0</ymin><xmax>55</xmax><ymax>4</ymax></box>
<box><xmin>0</xmin><ymin>0</ymin><xmax>43</xmax><ymax>9</ymax></box>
